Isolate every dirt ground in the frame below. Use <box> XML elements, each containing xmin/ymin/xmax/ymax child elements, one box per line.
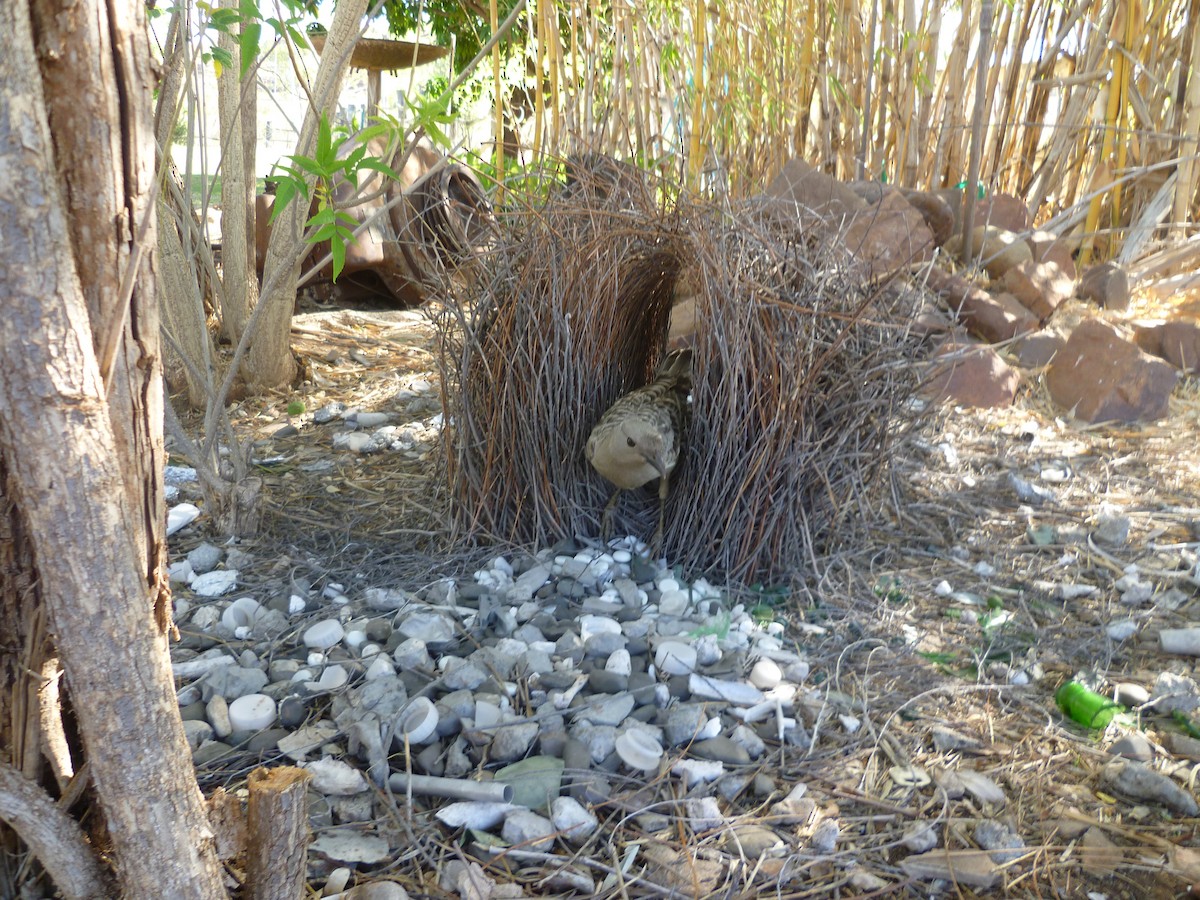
<box><xmin>186</xmin><ymin>284</ymin><xmax>1200</xmax><ymax>897</ymax></box>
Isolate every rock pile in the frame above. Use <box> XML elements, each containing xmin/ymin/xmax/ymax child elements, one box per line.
<box><xmin>726</xmin><ymin>157</ymin><xmax>1199</xmax><ymax>423</ymax></box>
<box><xmin>170</xmin><ymin>530</ymin><xmax>825</xmax><ymax>883</ymax></box>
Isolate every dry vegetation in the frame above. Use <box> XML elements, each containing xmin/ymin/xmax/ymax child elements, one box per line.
<box><xmin>431</xmin><ymin>165</ymin><xmax>927</xmax><ymax>585</ymax></box>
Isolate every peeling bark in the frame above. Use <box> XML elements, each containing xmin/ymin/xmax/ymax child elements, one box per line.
<box><xmin>0</xmin><ymin>0</ymin><xmax>226</xmax><ymax>895</ymax></box>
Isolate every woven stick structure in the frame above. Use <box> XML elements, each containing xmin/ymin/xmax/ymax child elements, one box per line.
<box><xmin>434</xmin><ymin>169</ymin><xmax>926</xmax><ymax>585</ymax></box>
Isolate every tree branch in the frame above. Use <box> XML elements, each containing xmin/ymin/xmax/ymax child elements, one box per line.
<box><xmin>0</xmin><ymin>762</ymin><xmax>113</xmax><ymax>900</ymax></box>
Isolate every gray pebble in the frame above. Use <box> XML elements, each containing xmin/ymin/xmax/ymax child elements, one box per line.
<box><xmin>491</xmin><ymin>721</ymin><xmax>539</xmax><ymax>762</ymax></box>
<box><xmin>502</xmin><ymin>810</ymin><xmax>555</xmax><ymax>849</ymax></box>
<box><xmin>192</xmin><ymin>741</ymin><xmax>233</xmax><ymax>767</ymax></box>
<box><xmin>587</xmin><ymin>671</ymin><xmax>629</xmax><ymax>694</ymax></box>
<box><xmin>574</xmin><ymin>693</ymin><xmax>635</xmax><ymax>727</ymax></box>
<box><xmin>664</xmin><ymin>705</ymin><xmax>709</xmax><ymax>746</ymax></box>
<box><xmin>691</xmin><ymin>736</ymin><xmax>751</xmax><ymax>766</ymax></box>
<box><xmin>187</xmin><ymin>543</ymin><xmax>224</xmax><ymax>574</ymax></box>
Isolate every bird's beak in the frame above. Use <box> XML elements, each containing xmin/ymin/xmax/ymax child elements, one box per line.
<box><xmin>650</xmin><ymin>451</ymin><xmax>668</xmax><ymax>480</ymax></box>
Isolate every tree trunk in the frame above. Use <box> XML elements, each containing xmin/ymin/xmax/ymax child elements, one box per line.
<box><xmin>248</xmin><ymin>0</ymin><xmax>368</xmax><ymax>390</ymax></box>
<box><xmin>0</xmin><ymin>0</ymin><xmax>226</xmax><ymax>895</ymax></box>
<box><xmin>217</xmin><ymin>0</ymin><xmax>255</xmax><ymax>343</ymax></box>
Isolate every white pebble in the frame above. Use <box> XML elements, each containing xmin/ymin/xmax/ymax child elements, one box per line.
<box><xmin>657</xmin><ymin>578</ymin><xmax>680</xmax><ymax>593</ymax></box>
<box><xmin>579</xmin><ymin>615</ymin><xmax>621</xmax><ymax>641</ymax></box>
<box><xmin>672</xmin><ymin>758</ymin><xmax>724</xmax><ymax>787</ymax></box>
<box><xmin>934</xmin><ymin>580</ymin><xmax>953</xmax><ymax>596</ymax></box>
<box><xmin>605</xmin><ymin>649</ymin><xmax>632</xmax><ymax>677</ymax></box>
<box><xmin>192</xmin><ymin>570</ymin><xmax>238</xmax><ymax>598</ymax></box>
<box><xmin>655</xmin><ymin>641</ymin><xmax>698</xmax><ymax>675</ymax></box>
<box><xmin>658</xmin><ymin>590</ymin><xmax>689</xmax><ymax>616</ymax></box>
<box><xmin>207</xmin><ymin>695</ymin><xmax>233</xmax><ymax>738</ymax></box>
<box><xmin>1107</xmin><ymin>619</ymin><xmax>1138</xmax><ymax>641</ymax></box>
<box><xmin>302</xmin><ymin>757</ymin><xmax>368</xmax><ymax>795</ymax></box>
<box><xmin>612</xmin><ymin>550</ymin><xmax>632</xmax><ymax>564</ymax></box>
<box><xmin>304</xmin><ymin>619</ymin><xmax>344</xmax><ymax>650</ymax></box>
<box><xmin>343</xmin><ymin>629</ymin><xmax>367</xmax><ymax>649</ymax></box>
<box><xmin>317</xmin><ymin>665</ymin><xmax>349</xmax><ymax>690</ymax></box>
<box><xmin>288</xmin><ymin>595</ymin><xmax>307</xmax><ymax>615</ymax></box>
<box><xmin>228</xmin><ymin>694</ymin><xmax>277</xmax><ymax>731</ymax></box>
<box><xmin>364</xmin><ymin>655</ymin><xmax>395</xmax><ymax>680</ymax></box>
<box><xmin>749</xmin><ymin>658</ymin><xmax>782</xmax><ymax>690</ymax></box>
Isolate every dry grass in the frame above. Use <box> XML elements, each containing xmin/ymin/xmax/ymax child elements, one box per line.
<box><xmin>432</xmin><ymin>167</ymin><xmax>928</xmax><ymax>585</ymax></box>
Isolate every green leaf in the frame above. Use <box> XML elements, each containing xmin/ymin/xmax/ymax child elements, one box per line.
<box><xmin>286</xmin><ymin>401</ymin><xmax>306</xmax><ymax>416</ymax></box>
<box><xmin>210</xmin><ymin>46</ymin><xmax>234</xmax><ymax>72</ymax></box>
<box><xmin>239</xmin><ymin>22</ymin><xmax>262</xmax><ymax>77</ymax></box>
<box><xmin>315</xmin><ymin>115</ymin><xmax>334</xmax><ymax>167</ymax></box>
<box><xmin>209</xmin><ymin>8</ymin><xmax>241</xmax><ymax>30</ymax></box>
<box><xmin>286</xmin><ymin>24</ymin><xmax>310</xmax><ymax>49</ymax></box>
<box><xmin>330</xmin><ymin>237</ymin><xmax>346</xmax><ymax>281</ymax></box>
<box><xmin>355</xmin><ymin>159</ymin><xmax>398</xmax><ymax>180</ymax></box>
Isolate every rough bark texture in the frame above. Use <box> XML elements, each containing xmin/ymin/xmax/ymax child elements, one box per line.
<box><xmin>217</xmin><ymin>1</ymin><xmax>253</xmax><ymax>343</ymax></box>
<box><xmin>0</xmin><ymin>763</ymin><xmax>112</xmax><ymax>899</ymax></box>
<box><xmin>249</xmin><ymin>0</ymin><xmax>368</xmax><ymax>389</ymax></box>
<box><xmin>0</xmin><ymin>0</ymin><xmax>226</xmax><ymax>896</ymax></box>
<box><xmin>245</xmin><ymin>767</ymin><xmax>313</xmax><ymax>900</ymax></box>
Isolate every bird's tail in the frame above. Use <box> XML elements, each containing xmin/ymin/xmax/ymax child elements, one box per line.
<box><xmin>655</xmin><ymin>348</ymin><xmax>693</xmax><ymax>387</ymax></box>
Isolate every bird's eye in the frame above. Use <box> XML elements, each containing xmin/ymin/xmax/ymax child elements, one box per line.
<box><xmin>626</xmin><ymin>437</ymin><xmax>636</xmax><ymax>448</ymax></box>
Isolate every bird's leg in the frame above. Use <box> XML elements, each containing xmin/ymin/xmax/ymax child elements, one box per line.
<box><xmin>651</xmin><ymin>475</ymin><xmax>670</xmax><ymax>555</ymax></box>
<box><xmin>600</xmin><ymin>489</ymin><xmax>621</xmax><ymax>542</ymax></box>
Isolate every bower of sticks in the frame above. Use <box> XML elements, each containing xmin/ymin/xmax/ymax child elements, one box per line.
<box><xmin>434</xmin><ymin>165</ymin><xmax>928</xmax><ymax>587</ymax></box>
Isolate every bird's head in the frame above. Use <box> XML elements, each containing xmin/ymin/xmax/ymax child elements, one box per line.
<box><xmin>619</xmin><ymin>420</ymin><xmax>668</xmax><ymax>479</ymax></box>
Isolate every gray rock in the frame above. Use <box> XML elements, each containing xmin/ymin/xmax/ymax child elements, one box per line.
<box><xmin>183</xmin><ymin>719</ymin><xmax>214</xmax><ymax>750</ymax></box>
<box><xmin>440</xmin><ymin>659</ymin><xmax>488</xmax><ymax>691</ymax></box>
<box><xmin>569</xmin><ymin>723</ymin><xmax>617</xmax><ymax>763</ymax></box>
<box><xmin>490</xmin><ymin>721</ymin><xmax>539</xmax><ymax>762</ymax></box>
<box><xmin>724</xmin><ymin>824</ymin><xmax>784</xmax><ymax>859</ymax></box>
<box><xmin>309</xmin><ymin>831</ymin><xmax>390</xmax><ymax>865</ymax></box>
<box><xmin>974</xmin><ymin>820</ymin><xmax>1025</xmax><ymax>864</ymax></box>
<box><xmin>502</xmin><ymin>809</ymin><xmax>555</xmax><ymax>850</ymax></box>
<box><xmin>574</xmin><ymin>693</ymin><xmax>635</xmax><ymax>727</ymax></box>
<box><xmin>903</xmin><ymin>821</ymin><xmax>938</xmax><ymax>852</ymax></box>
<box><xmin>1110</xmin><ymin>732</ymin><xmax>1154</xmax><ymax>762</ymax></box>
<box><xmin>187</xmin><ymin>542</ymin><xmax>224</xmax><ymax>574</ymax></box>
<box><xmin>691</xmin><ymin>736</ymin><xmax>752</xmax><ymax>766</ymax></box>
<box><xmin>550</xmin><ymin>796</ymin><xmax>598</xmax><ymax>843</ymax></box>
<box><xmin>364</xmin><ymin>587</ymin><xmax>410</xmax><ymax>611</ymax></box>
<box><xmin>1102</xmin><ymin>758</ymin><xmax>1199</xmax><ymax>815</ymax></box>
<box><xmin>397</xmin><ymin>610</ymin><xmax>457</xmax><ymax>645</ymax></box>
<box><xmin>192</xmin><ymin>741</ymin><xmax>233</xmax><ymax>766</ymax></box>
<box><xmin>200</xmin><ymin>665</ymin><xmax>269</xmax><ymax>701</ymax></box>
<box><xmin>684</xmin><ymin>796</ymin><xmax>724</xmax><ymax>832</ymax></box>
<box><xmin>664</xmin><ymin>704</ymin><xmax>709</xmax><ymax>746</ymax></box>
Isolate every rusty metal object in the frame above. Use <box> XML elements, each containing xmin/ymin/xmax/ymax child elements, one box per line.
<box><xmin>255</xmin><ymin>137</ymin><xmax>493</xmax><ymax>306</ymax></box>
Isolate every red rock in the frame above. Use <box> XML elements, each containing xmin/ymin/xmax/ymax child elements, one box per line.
<box><xmin>1046</xmin><ymin>319</ymin><xmax>1178</xmax><ymax>423</ymax></box>
<box><xmin>1134</xmin><ymin>319</ymin><xmax>1200</xmax><ymax>372</ymax></box>
<box><xmin>1010</xmin><ymin>330</ymin><xmax>1064</xmax><ymax>368</ymax></box>
<box><xmin>976</xmin><ymin>193</ymin><xmax>1032</xmax><ymax>233</ymax></box>
<box><xmin>843</xmin><ymin>191</ymin><xmax>935</xmax><ymax>279</ymax></box>
<box><xmin>1026</xmin><ymin>230</ymin><xmax>1078</xmax><ymax>280</ymax></box>
<box><xmin>1079</xmin><ymin>262</ymin><xmax>1129</xmax><ymax>311</ymax></box>
<box><xmin>1000</xmin><ymin>259</ymin><xmax>1076</xmax><ymax>320</ymax></box>
<box><xmin>924</xmin><ymin>268</ymin><xmax>1039</xmax><ymax>343</ymax></box>
<box><xmin>762</xmin><ymin>158</ymin><xmax>866</xmax><ymax>222</ymax></box>
<box><xmin>926</xmin><ymin>342</ymin><xmax>1021</xmax><ymax>408</ymax></box>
